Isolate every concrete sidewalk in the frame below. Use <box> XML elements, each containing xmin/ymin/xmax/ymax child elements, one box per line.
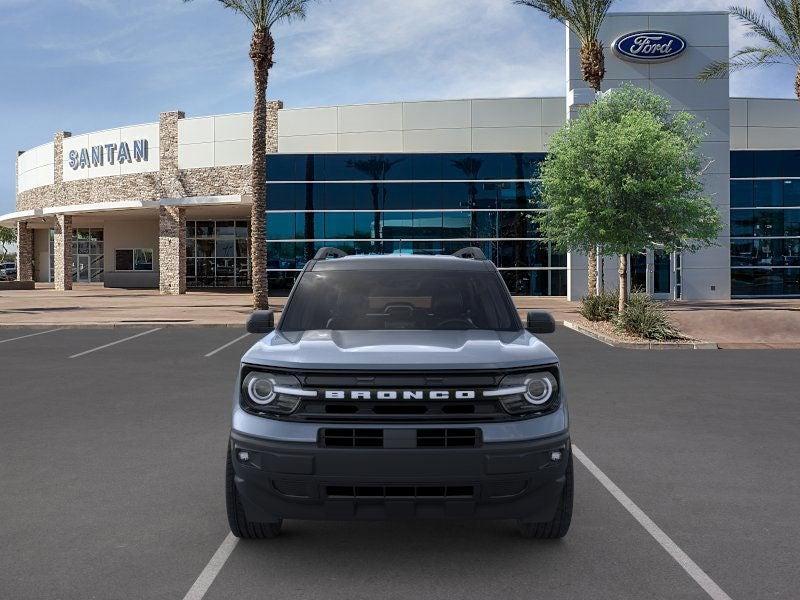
<box><xmin>1</xmin><ymin>284</ymin><xmax>798</xmax><ymax>347</ymax></box>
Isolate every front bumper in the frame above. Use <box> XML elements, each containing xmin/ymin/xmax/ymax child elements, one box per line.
<box><xmin>230</xmin><ymin>429</ymin><xmax>570</xmax><ymax>522</ymax></box>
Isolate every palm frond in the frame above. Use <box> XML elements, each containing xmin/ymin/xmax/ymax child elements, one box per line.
<box><xmin>515</xmin><ymin>0</ymin><xmax>616</xmax><ymax>43</ymax></box>
<box><xmin>730</xmin><ymin>5</ymin><xmax>800</xmax><ymax>64</ymax></box>
<box><xmin>699</xmin><ymin>46</ymin><xmax>788</xmax><ymax>80</ymax></box>
<box><xmin>764</xmin><ymin>0</ymin><xmax>800</xmax><ymax>46</ymax></box>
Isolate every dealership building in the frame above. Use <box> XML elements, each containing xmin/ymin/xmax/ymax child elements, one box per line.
<box><xmin>4</xmin><ymin>10</ymin><xmax>800</xmax><ymax>299</ymax></box>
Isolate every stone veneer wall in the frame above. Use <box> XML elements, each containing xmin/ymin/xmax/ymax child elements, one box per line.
<box><xmin>16</xmin><ymin>102</ymin><xmax>283</xmax><ymax>212</ymax></box>
<box><xmin>53</xmin><ymin>214</ymin><xmax>73</xmax><ymax>291</ymax></box>
<box><xmin>15</xmin><ymin>222</ymin><xmax>33</xmax><ymax>281</ymax></box>
<box><xmin>158</xmin><ymin>206</ymin><xmax>186</xmax><ymax>294</ymax></box>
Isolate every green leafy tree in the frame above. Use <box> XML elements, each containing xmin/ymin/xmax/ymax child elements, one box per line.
<box><xmin>699</xmin><ymin>2</ymin><xmax>800</xmax><ymax>100</ymax></box>
<box><xmin>0</xmin><ymin>226</ymin><xmax>15</xmax><ymax>263</ymax></box>
<box><xmin>535</xmin><ymin>85</ymin><xmax>722</xmax><ymax>313</ymax></box>
<box><xmin>515</xmin><ymin>0</ymin><xmax>616</xmax><ymax>294</ymax></box>
<box><xmin>184</xmin><ymin>0</ymin><xmax>315</xmax><ymax>309</ymax></box>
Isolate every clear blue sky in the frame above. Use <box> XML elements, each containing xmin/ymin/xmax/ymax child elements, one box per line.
<box><xmin>1</xmin><ymin>0</ymin><xmax>796</xmax><ymax>215</ymax></box>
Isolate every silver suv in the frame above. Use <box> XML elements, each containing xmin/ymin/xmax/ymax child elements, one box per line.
<box><xmin>227</xmin><ymin>248</ymin><xmax>572</xmax><ymax>539</ymax></box>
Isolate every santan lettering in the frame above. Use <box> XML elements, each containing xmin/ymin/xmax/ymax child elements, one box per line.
<box><xmin>629</xmin><ymin>35</ymin><xmax>674</xmax><ymax>56</ymax></box>
<box><xmin>68</xmin><ymin>139</ymin><xmax>149</xmax><ymax>170</ymax></box>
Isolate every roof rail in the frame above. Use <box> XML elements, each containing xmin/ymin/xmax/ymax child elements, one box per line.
<box><xmin>313</xmin><ymin>247</ymin><xmax>348</xmax><ymax>260</ymax></box>
<box><xmin>452</xmin><ymin>247</ymin><xmax>487</xmax><ymax>260</ymax></box>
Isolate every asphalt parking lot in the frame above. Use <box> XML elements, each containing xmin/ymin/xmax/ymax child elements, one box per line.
<box><xmin>1</xmin><ymin>326</ymin><xmax>799</xmax><ymax>600</ymax></box>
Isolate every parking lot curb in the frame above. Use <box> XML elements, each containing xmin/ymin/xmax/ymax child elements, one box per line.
<box><xmin>0</xmin><ymin>322</ymin><xmax>248</xmax><ymax>329</ymax></box>
<box><xmin>562</xmin><ymin>321</ymin><xmax>718</xmax><ymax>350</ymax></box>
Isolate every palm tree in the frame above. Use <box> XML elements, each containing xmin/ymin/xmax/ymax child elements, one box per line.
<box><xmin>515</xmin><ymin>0</ymin><xmax>615</xmax><ymax>295</ymax></box>
<box><xmin>699</xmin><ymin>2</ymin><xmax>800</xmax><ymax>101</ymax></box>
<box><xmin>185</xmin><ymin>0</ymin><xmax>314</xmax><ymax>309</ymax></box>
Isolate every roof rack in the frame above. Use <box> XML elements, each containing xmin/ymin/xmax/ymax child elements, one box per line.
<box><xmin>313</xmin><ymin>247</ymin><xmax>348</xmax><ymax>260</ymax></box>
<box><xmin>452</xmin><ymin>247</ymin><xmax>487</xmax><ymax>260</ymax></box>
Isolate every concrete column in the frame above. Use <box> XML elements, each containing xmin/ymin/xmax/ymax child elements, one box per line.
<box><xmin>16</xmin><ymin>221</ymin><xmax>34</xmax><ymax>282</ymax></box>
<box><xmin>159</xmin><ymin>205</ymin><xmax>185</xmax><ymax>295</ymax></box>
<box><xmin>53</xmin><ymin>214</ymin><xmax>73</xmax><ymax>291</ymax></box>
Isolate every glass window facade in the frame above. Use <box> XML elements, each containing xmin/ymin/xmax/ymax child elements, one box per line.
<box><xmin>264</xmin><ymin>153</ymin><xmax>564</xmax><ymax>296</ymax></box>
<box><xmin>731</xmin><ymin>151</ymin><xmax>800</xmax><ymax>296</ymax></box>
<box><xmin>186</xmin><ymin>220</ymin><xmax>251</xmax><ymax>288</ymax></box>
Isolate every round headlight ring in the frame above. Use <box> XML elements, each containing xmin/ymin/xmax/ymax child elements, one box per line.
<box><xmin>524</xmin><ymin>375</ymin><xmax>553</xmax><ymax>405</ymax></box>
<box><xmin>247</xmin><ymin>375</ymin><xmax>276</xmax><ymax>405</ymax></box>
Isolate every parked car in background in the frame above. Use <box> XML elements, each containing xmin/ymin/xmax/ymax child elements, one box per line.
<box><xmin>0</xmin><ymin>262</ymin><xmax>16</xmax><ymax>281</ymax></box>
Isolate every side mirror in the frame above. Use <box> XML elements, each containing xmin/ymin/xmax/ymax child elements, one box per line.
<box><xmin>246</xmin><ymin>310</ymin><xmax>275</xmax><ymax>334</ymax></box>
<box><xmin>526</xmin><ymin>311</ymin><xmax>556</xmax><ymax>334</ymax></box>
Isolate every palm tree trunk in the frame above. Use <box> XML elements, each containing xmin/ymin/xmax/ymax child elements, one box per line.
<box><xmin>618</xmin><ymin>254</ymin><xmax>628</xmax><ymax>314</ymax></box>
<box><xmin>580</xmin><ymin>40</ymin><xmax>605</xmax><ymax>93</ymax></box>
<box><xmin>587</xmin><ymin>246</ymin><xmax>597</xmax><ymax>296</ymax></box>
<box><xmin>580</xmin><ymin>39</ymin><xmax>604</xmax><ymax>296</ymax></box>
<box><xmin>249</xmin><ymin>29</ymin><xmax>274</xmax><ymax>310</ymax></box>
<box><xmin>796</xmin><ymin>67</ymin><xmax>800</xmax><ymax>102</ymax></box>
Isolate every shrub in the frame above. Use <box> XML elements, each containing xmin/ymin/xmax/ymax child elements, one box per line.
<box><xmin>579</xmin><ymin>290</ymin><xmax>619</xmax><ymax>322</ymax></box>
<box><xmin>614</xmin><ymin>293</ymin><xmax>684</xmax><ymax>340</ymax></box>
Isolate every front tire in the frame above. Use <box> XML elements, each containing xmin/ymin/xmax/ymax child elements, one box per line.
<box><xmin>518</xmin><ymin>450</ymin><xmax>573</xmax><ymax>539</ymax></box>
<box><xmin>226</xmin><ymin>446</ymin><xmax>282</xmax><ymax>539</ymax></box>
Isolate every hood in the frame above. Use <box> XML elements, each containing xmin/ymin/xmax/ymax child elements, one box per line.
<box><xmin>241</xmin><ymin>329</ymin><xmax>558</xmax><ymax>371</ymax></box>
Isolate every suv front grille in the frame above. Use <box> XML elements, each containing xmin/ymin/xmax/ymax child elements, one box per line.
<box><xmin>320</xmin><ymin>428</ymin><xmax>480</xmax><ymax>448</ymax></box>
<box><xmin>290</xmin><ymin>371</ymin><xmax>513</xmax><ymax>422</ymax></box>
<box><xmin>325</xmin><ymin>485</ymin><xmax>475</xmax><ymax>499</ymax></box>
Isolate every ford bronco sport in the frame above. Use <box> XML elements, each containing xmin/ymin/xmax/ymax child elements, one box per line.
<box><xmin>227</xmin><ymin>247</ymin><xmax>572</xmax><ymax>539</ymax></box>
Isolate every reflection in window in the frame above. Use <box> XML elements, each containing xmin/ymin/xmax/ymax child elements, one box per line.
<box><xmin>187</xmin><ymin>220</ymin><xmax>250</xmax><ymax>288</ymax></box>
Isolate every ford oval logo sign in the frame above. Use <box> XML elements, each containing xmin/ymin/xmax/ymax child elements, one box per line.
<box><xmin>613</xmin><ymin>31</ymin><xmax>687</xmax><ymax>62</ymax></box>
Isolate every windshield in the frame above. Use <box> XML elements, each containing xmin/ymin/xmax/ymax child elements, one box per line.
<box><xmin>279</xmin><ymin>269</ymin><xmax>521</xmax><ymax>334</ymax></box>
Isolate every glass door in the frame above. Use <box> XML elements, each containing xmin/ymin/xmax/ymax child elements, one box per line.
<box><xmin>652</xmin><ymin>249</ymin><xmax>672</xmax><ymax>299</ymax></box>
<box><xmin>77</xmin><ymin>255</ymin><xmax>90</xmax><ymax>282</ymax></box>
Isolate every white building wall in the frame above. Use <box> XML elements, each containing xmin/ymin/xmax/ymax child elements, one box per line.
<box><xmin>17</xmin><ymin>142</ymin><xmax>55</xmax><ymax>193</ymax></box>
<box><xmin>177</xmin><ymin>112</ymin><xmax>253</xmax><ymax>169</ymax></box>
<box><xmin>567</xmin><ymin>11</ymin><xmax>731</xmax><ymax>301</ymax></box>
<box><xmin>730</xmin><ymin>98</ymin><xmax>800</xmax><ymax>150</ymax></box>
<box><xmin>61</xmin><ymin>123</ymin><xmax>160</xmax><ymax>182</ymax></box>
<box><xmin>274</xmin><ymin>98</ymin><xmax>565</xmax><ymax>154</ymax></box>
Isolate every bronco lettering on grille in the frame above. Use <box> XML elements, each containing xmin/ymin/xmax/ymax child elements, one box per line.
<box><xmin>323</xmin><ymin>390</ymin><xmax>476</xmax><ymax>400</ymax></box>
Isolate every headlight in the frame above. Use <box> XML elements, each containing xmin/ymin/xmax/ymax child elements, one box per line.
<box><xmin>487</xmin><ymin>369</ymin><xmax>560</xmax><ymax>415</ymax></box>
<box><xmin>241</xmin><ymin>370</ymin><xmax>312</xmax><ymax>415</ymax></box>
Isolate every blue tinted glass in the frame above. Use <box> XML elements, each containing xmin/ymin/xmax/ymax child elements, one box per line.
<box><xmin>344</xmin><ymin>155</ymin><xmax>408</xmax><ymax>180</ymax></box>
<box><xmin>517</xmin><ymin>153</ymin><xmax>546</xmax><ymax>179</ymax></box>
<box><xmin>784</xmin><ymin>209</ymin><xmax>800</xmax><ymax>236</ymax></box>
<box><xmin>411</xmin><ymin>241</ymin><xmax>448</xmax><ymax>255</ymax></box>
<box><xmin>730</xmin><ymin>181</ymin><xmax>753</xmax><ymax>208</ymax></box>
<box><xmin>300</xmin><ymin>155</ymin><xmax>325</xmax><ymax>181</ymax></box>
<box><xmin>754</xmin><ymin>151</ymin><xmax>783</xmax><ymax>177</ymax></box>
<box><xmin>501</xmin><ymin>270</ymin><xmax>548</xmax><ymax>296</ymax></box>
<box><xmin>498</xmin><ymin>211</ymin><xmax>530</xmax><ymax>238</ymax></box>
<box><xmin>267</xmin><ymin>242</ymin><xmax>296</xmax><ymax>269</ymax></box>
<box><xmin>472</xmin><ymin>183</ymin><xmax>498</xmax><ymax>209</ymax></box>
<box><xmin>295</xmin><ymin>212</ymin><xmax>318</xmax><ymax>239</ymax></box>
<box><xmin>382</xmin><ymin>212</ymin><xmax>413</xmax><ymax>238</ymax></box>
<box><xmin>499</xmin><ymin>182</ymin><xmax>531</xmax><ymax>209</ymax></box>
<box><xmin>266</xmin><ymin>155</ymin><xmax>297</xmax><ymax>181</ymax></box>
<box><xmin>381</xmin><ymin>183</ymin><xmax>413</xmax><ymax>210</ymax></box>
<box><xmin>442</xmin><ymin>211</ymin><xmax>472</xmax><ymax>237</ymax></box>
<box><xmin>355</xmin><ymin>213</ymin><xmax>378</xmax><ymax>238</ymax></box>
<box><xmin>441</xmin><ymin>183</ymin><xmax>470</xmax><ymax>209</ymax></box>
<box><xmin>730</xmin><ymin>210</ymin><xmax>753</xmax><ymax>237</ymax></box>
<box><xmin>353</xmin><ymin>182</ymin><xmax>381</xmax><ymax>210</ymax></box>
<box><xmin>412</xmin><ymin>155</ymin><xmax>443</xmax><ymax>179</ymax></box>
<box><xmin>267</xmin><ymin>184</ymin><xmax>299</xmax><ymax>210</ymax></box>
<box><xmin>781</xmin><ymin>150</ymin><xmax>800</xmax><ymax>177</ymax></box>
<box><xmin>753</xmin><ymin>209</ymin><xmax>784</xmax><ymax>236</ymax></box>
<box><xmin>294</xmin><ymin>183</ymin><xmax>324</xmax><ymax>211</ymax></box>
<box><xmin>266</xmin><ymin>213</ymin><xmax>295</xmax><ymax>240</ymax></box>
<box><xmin>730</xmin><ymin>151</ymin><xmax>754</xmax><ymax>178</ymax></box>
<box><xmin>754</xmin><ymin>180</ymin><xmax>783</xmax><ymax>207</ymax></box>
<box><xmin>783</xmin><ymin>180</ymin><xmax>800</xmax><ymax>207</ymax></box>
<box><xmin>325</xmin><ymin>155</ymin><xmax>357</xmax><ymax>180</ymax></box>
<box><xmin>324</xmin><ymin>183</ymin><xmax>354</xmax><ymax>210</ymax></box>
<box><xmin>732</xmin><ymin>268</ymin><xmax>800</xmax><ymax>296</ymax></box>
<box><xmin>353</xmin><ymin>240</ymin><xmax>382</xmax><ymax>255</ymax></box>
<box><xmin>550</xmin><ymin>244</ymin><xmax>567</xmax><ymax>268</ymax></box>
<box><xmin>383</xmin><ymin>154</ymin><xmax>411</xmax><ymax>179</ymax></box>
<box><xmin>325</xmin><ymin>213</ymin><xmax>355</xmax><ymax>239</ymax></box>
<box><xmin>473</xmin><ymin>212</ymin><xmax>498</xmax><ymax>238</ymax></box>
<box><xmin>412</xmin><ymin>182</ymin><xmax>443</xmax><ymax>209</ymax></box>
<box><xmin>551</xmin><ymin>268</ymin><xmax>567</xmax><ymax>295</ymax></box>
<box><xmin>413</xmin><ymin>212</ymin><xmax>443</xmax><ymax>237</ymax></box>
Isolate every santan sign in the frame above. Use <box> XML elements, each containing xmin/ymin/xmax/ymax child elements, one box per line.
<box><xmin>613</xmin><ymin>31</ymin><xmax>687</xmax><ymax>62</ymax></box>
<box><xmin>68</xmin><ymin>139</ymin><xmax>149</xmax><ymax>170</ymax></box>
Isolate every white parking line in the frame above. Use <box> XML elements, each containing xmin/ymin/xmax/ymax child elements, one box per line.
<box><xmin>204</xmin><ymin>333</ymin><xmax>250</xmax><ymax>358</ymax></box>
<box><xmin>0</xmin><ymin>328</ymin><xmax>63</xmax><ymax>345</ymax></box>
<box><xmin>68</xmin><ymin>328</ymin><xmax>162</xmax><ymax>359</ymax></box>
<box><xmin>572</xmin><ymin>445</ymin><xmax>733</xmax><ymax>600</ymax></box>
<box><xmin>182</xmin><ymin>533</ymin><xmax>239</xmax><ymax>600</ymax></box>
